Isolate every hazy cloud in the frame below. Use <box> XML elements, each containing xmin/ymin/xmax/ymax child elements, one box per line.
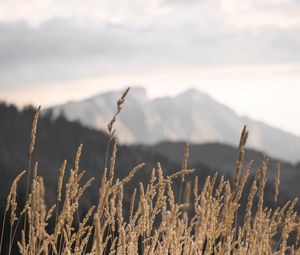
<box><xmin>0</xmin><ymin>0</ymin><xmax>300</xmax><ymax>88</ymax></box>
<box><xmin>0</xmin><ymin>21</ymin><xmax>300</xmax><ymax>86</ymax></box>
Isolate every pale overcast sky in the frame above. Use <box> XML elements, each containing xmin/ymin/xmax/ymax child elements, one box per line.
<box><xmin>0</xmin><ymin>0</ymin><xmax>300</xmax><ymax>135</ymax></box>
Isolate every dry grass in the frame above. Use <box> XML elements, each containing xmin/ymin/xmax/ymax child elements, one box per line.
<box><xmin>1</xmin><ymin>87</ymin><xmax>300</xmax><ymax>254</ymax></box>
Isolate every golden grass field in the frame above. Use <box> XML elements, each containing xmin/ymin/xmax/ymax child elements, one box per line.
<box><xmin>0</xmin><ymin>88</ymin><xmax>299</xmax><ymax>255</ymax></box>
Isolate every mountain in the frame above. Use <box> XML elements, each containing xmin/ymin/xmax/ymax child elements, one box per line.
<box><xmin>47</xmin><ymin>87</ymin><xmax>300</xmax><ymax>163</ymax></box>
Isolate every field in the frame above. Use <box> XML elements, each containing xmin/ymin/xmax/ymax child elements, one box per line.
<box><xmin>0</xmin><ymin>88</ymin><xmax>299</xmax><ymax>255</ymax></box>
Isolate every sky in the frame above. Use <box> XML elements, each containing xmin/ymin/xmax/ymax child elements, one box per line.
<box><xmin>0</xmin><ymin>0</ymin><xmax>300</xmax><ymax>136</ymax></box>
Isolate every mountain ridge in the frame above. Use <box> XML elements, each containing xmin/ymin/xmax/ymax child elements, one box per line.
<box><xmin>46</xmin><ymin>87</ymin><xmax>300</xmax><ymax>163</ymax></box>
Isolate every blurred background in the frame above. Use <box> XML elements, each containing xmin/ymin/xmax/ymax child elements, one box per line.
<box><xmin>1</xmin><ymin>0</ymin><xmax>300</xmax><ymax>157</ymax></box>
<box><xmin>1</xmin><ymin>0</ymin><xmax>300</xmax><ymax>136</ymax></box>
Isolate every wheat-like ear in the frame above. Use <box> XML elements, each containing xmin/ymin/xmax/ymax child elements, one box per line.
<box><xmin>258</xmin><ymin>157</ymin><xmax>268</xmax><ymax>215</ymax></box>
<box><xmin>129</xmin><ymin>188</ymin><xmax>137</xmax><ymax>221</ymax></box>
<box><xmin>107</xmin><ymin>87</ymin><xmax>130</xmax><ymax>135</ymax></box>
<box><xmin>181</xmin><ymin>143</ymin><xmax>190</xmax><ymax>182</ymax></box>
<box><xmin>1</xmin><ymin>170</ymin><xmax>26</xmax><ymax>255</ymax></box>
<box><xmin>57</xmin><ymin>160</ymin><xmax>67</xmax><ymax>202</ymax></box>
<box><xmin>5</xmin><ymin>171</ymin><xmax>26</xmax><ymax>213</ymax></box>
<box><xmin>74</xmin><ymin>144</ymin><xmax>83</xmax><ymax>173</ymax></box>
<box><xmin>29</xmin><ymin>106</ymin><xmax>41</xmax><ymax>155</ymax></box>
<box><xmin>234</xmin><ymin>125</ymin><xmax>248</xmax><ymax>190</ymax></box>
<box><xmin>117</xmin><ymin>87</ymin><xmax>130</xmax><ymax>113</ymax></box>
<box><xmin>274</xmin><ymin>162</ymin><xmax>281</xmax><ymax>204</ymax></box>
<box><xmin>109</xmin><ymin>140</ymin><xmax>118</xmax><ymax>186</ymax></box>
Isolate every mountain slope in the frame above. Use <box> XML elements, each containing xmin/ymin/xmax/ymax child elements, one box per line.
<box><xmin>47</xmin><ymin>87</ymin><xmax>300</xmax><ymax>162</ymax></box>
<box><xmin>141</xmin><ymin>141</ymin><xmax>300</xmax><ymax>198</ymax></box>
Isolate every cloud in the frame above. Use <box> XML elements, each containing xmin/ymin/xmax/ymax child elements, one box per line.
<box><xmin>1</xmin><ymin>0</ymin><xmax>300</xmax><ymax>28</ymax></box>
<box><xmin>0</xmin><ymin>0</ymin><xmax>299</xmax><ymax>89</ymax></box>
